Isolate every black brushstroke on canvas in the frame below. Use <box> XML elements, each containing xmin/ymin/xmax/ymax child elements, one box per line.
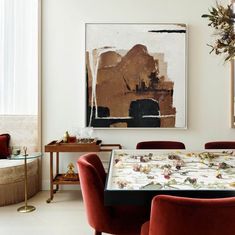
<box><xmin>148</xmin><ymin>30</ymin><xmax>186</xmax><ymax>33</ymax></box>
<box><xmin>87</xmin><ymin>99</ymin><xmax>161</xmax><ymax>127</ymax></box>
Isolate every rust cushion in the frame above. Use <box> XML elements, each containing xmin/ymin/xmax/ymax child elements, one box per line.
<box><xmin>0</xmin><ymin>134</ymin><xmax>10</xmax><ymax>159</ymax></box>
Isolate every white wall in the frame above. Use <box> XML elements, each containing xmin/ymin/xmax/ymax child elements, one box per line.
<box><xmin>42</xmin><ymin>0</ymin><xmax>233</xmax><ymax>189</ymax></box>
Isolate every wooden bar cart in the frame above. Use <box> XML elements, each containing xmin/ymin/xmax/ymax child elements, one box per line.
<box><xmin>45</xmin><ymin>140</ymin><xmax>121</xmax><ymax>203</ymax></box>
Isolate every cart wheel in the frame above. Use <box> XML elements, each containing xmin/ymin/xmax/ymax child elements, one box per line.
<box><xmin>46</xmin><ymin>198</ymin><xmax>51</xmax><ymax>203</ymax></box>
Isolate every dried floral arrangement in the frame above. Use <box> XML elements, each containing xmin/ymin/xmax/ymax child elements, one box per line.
<box><xmin>202</xmin><ymin>2</ymin><xmax>235</xmax><ymax>61</ymax></box>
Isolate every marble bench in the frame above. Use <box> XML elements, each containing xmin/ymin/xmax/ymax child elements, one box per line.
<box><xmin>0</xmin><ymin>158</ymin><xmax>40</xmax><ymax>206</ymax></box>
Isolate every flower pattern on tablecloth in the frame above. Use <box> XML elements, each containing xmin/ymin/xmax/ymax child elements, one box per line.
<box><xmin>107</xmin><ymin>150</ymin><xmax>235</xmax><ymax>190</ymax></box>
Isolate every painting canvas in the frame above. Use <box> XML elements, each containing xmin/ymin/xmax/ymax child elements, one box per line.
<box><xmin>85</xmin><ymin>23</ymin><xmax>187</xmax><ymax>128</ymax></box>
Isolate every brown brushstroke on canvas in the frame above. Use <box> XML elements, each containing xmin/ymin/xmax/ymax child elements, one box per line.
<box><xmin>87</xmin><ymin>44</ymin><xmax>176</xmax><ymax>127</ymax></box>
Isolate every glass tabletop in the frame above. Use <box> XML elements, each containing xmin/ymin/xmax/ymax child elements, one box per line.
<box><xmin>9</xmin><ymin>152</ymin><xmax>42</xmax><ymax>160</ymax></box>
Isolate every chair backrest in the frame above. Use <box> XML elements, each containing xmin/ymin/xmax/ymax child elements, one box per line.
<box><xmin>0</xmin><ymin>133</ymin><xmax>11</xmax><ymax>158</ymax></box>
<box><xmin>76</xmin><ymin>153</ymin><xmax>110</xmax><ymax>230</ymax></box>
<box><xmin>136</xmin><ymin>141</ymin><xmax>185</xmax><ymax>149</ymax></box>
<box><xmin>148</xmin><ymin>195</ymin><xmax>235</xmax><ymax>235</ymax></box>
<box><xmin>205</xmin><ymin>141</ymin><xmax>235</xmax><ymax>149</ymax></box>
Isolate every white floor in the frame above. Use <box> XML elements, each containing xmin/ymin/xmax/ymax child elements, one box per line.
<box><xmin>0</xmin><ymin>190</ymin><xmax>107</xmax><ymax>235</ymax></box>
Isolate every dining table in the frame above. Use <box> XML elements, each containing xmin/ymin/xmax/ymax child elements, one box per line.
<box><xmin>104</xmin><ymin>149</ymin><xmax>235</xmax><ymax>206</ymax></box>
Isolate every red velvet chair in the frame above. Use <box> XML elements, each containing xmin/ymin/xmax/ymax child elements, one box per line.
<box><xmin>136</xmin><ymin>141</ymin><xmax>185</xmax><ymax>149</ymax></box>
<box><xmin>205</xmin><ymin>141</ymin><xmax>235</xmax><ymax>149</ymax></box>
<box><xmin>77</xmin><ymin>153</ymin><xmax>149</xmax><ymax>235</ymax></box>
<box><xmin>141</xmin><ymin>195</ymin><xmax>235</xmax><ymax>235</ymax></box>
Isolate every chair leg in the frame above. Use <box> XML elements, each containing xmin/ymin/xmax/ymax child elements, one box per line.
<box><xmin>94</xmin><ymin>230</ymin><xmax>101</xmax><ymax>235</ymax></box>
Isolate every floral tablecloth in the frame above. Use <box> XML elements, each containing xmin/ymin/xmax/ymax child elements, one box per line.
<box><xmin>106</xmin><ymin>150</ymin><xmax>235</xmax><ymax>191</ymax></box>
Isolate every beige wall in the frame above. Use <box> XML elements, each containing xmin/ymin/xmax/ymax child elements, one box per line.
<box><xmin>0</xmin><ymin>115</ymin><xmax>38</xmax><ymax>152</ymax></box>
<box><xmin>42</xmin><ymin>0</ymin><xmax>233</xmax><ymax>189</ymax></box>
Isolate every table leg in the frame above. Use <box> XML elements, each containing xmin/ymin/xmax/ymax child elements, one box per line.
<box><xmin>46</xmin><ymin>152</ymin><xmax>54</xmax><ymax>203</ymax></box>
<box><xmin>17</xmin><ymin>155</ymin><xmax>36</xmax><ymax>212</ymax></box>
<box><xmin>55</xmin><ymin>152</ymin><xmax>59</xmax><ymax>192</ymax></box>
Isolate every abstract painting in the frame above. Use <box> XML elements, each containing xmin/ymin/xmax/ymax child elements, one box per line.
<box><xmin>85</xmin><ymin>23</ymin><xmax>187</xmax><ymax>128</ymax></box>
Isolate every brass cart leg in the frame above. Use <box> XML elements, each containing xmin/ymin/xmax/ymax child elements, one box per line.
<box><xmin>47</xmin><ymin>152</ymin><xmax>54</xmax><ymax>203</ymax></box>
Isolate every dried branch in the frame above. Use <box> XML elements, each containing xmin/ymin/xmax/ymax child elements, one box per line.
<box><xmin>202</xmin><ymin>2</ymin><xmax>235</xmax><ymax>61</ymax></box>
